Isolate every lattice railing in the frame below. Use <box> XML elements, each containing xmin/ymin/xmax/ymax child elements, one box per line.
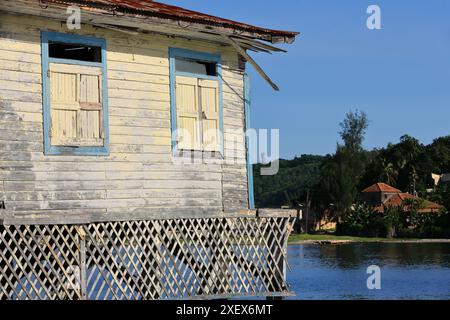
<box><xmin>0</xmin><ymin>215</ymin><xmax>294</xmax><ymax>300</ymax></box>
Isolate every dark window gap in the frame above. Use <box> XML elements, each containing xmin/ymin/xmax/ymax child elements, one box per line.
<box><xmin>175</xmin><ymin>58</ymin><xmax>217</xmax><ymax>76</ymax></box>
<box><xmin>49</xmin><ymin>42</ymin><xmax>102</xmax><ymax>63</ymax></box>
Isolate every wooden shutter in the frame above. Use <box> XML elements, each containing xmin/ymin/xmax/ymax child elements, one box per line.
<box><xmin>49</xmin><ymin>63</ymin><xmax>103</xmax><ymax>147</ymax></box>
<box><xmin>199</xmin><ymin>79</ymin><xmax>220</xmax><ymax>152</ymax></box>
<box><xmin>175</xmin><ymin>76</ymin><xmax>200</xmax><ymax>150</ymax></box>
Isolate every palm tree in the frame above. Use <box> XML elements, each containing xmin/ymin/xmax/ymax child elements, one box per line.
<box><xmin>380</xmin><ymin>158</ymin><xmax>396</xmax><ymax>185</ymax></box>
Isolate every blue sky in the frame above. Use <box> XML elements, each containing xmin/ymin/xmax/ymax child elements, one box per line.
<box><xmin>162</xmin><ymin>0</ymin><xmax>450</xmax><ymax>158</ymax></box>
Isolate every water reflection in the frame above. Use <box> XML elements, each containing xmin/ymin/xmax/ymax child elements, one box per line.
<box><xmin>287</xmin><ymin>243</ymin><xmax>450</xmax><ymax>300</ymax></box>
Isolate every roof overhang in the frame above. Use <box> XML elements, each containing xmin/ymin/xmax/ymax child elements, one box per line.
<box><xmin>43</xmin><ymin>0</ymin><xmax>299</xmax><ymax>44</ymax></box>
<box><xmin>0</xmin><ymin>0</ymin><xmax>300</xmax><ymax>90</ymax></box>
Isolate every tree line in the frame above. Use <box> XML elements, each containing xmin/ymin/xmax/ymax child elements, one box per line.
<box><xmin>253</xmin><ymin>111</ymin><xmax>450</xmax><ymax>236</ymax></box>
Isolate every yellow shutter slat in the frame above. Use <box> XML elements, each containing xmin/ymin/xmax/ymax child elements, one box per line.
<box><xmin>49</xmin><ymin>63</ymin><xmax>78</xmax><ymax>146</ymax></box>
<box><xmin>51</xmin><ymin>109</ymin><xmax>77</xmax><ymax>145</ymax></box>
<box><xmin>176</xmin><ymin>76</ymin><xmax>200</xmax><ymax>150</ymax></box>
<box><xmin>79</xmin><ymin>73</ymin><xmax>102</xmax><ymax>140</ymax></box>
<box><xmin>50</xmin><ymin>72</ymin><xmax>77</xmax><ymax>106</ymax></box>
<box><xmin>199</xmin><ymin>79</ymin><xmax>220</xmax><ymax>152</ymax></box>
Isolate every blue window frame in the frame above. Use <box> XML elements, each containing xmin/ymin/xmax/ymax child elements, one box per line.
<box><xmin>169</xmin><ymin>48</ymin><xmax>224</xmax><ymax>155</ymax></box>
<box><xmin>41</xmin><ymin>31</ymin><xmax>109</xmax><ymax>156</ymax></box>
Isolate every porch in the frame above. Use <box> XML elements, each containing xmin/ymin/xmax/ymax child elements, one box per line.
<box><xmin>0</xmin><ymin>210</ymin><xmax>295</xmax><ymax>300</ymax></box>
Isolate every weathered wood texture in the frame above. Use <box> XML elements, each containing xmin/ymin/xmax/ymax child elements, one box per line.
<box><xmin>0</xmin><ymin>12</ymin><xmax>249</xmax><ymax>222</ymax></box>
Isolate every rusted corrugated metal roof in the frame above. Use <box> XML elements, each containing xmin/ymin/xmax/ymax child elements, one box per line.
<box><xmin>43</xmin><ymin>0</ymin><xmax>299</xmax><ymax>42</ymax></box>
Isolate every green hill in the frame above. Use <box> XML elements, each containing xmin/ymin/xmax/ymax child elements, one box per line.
<box><xmin>253</xmin><ymin>135</ymin><xmax>450</xmax><ymax>210</ymax></box>
<box><xmin>253</xmin><ymin>154</ymin><xmax>325</xmax><ymax>208</ymax></box>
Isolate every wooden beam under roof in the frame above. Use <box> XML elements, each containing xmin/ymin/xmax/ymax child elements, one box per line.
<box><xmin>222</xmin><ymin>35</ymin><xmax>280</xmax><ymax>91</ymax></box>
<box><xmin>232</xmin><ymin>36</ymin><xmax>288</xmax><ymax>53</ymax></box>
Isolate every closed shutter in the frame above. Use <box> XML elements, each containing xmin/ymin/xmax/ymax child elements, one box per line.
<box><xmin>199</xmin><ymin>79</ymin><xmax>220</xmax><ymax>152</ymax></box>
<box><xmin>49</xmin><ymin>63</ymin><xmax>104</xmax><ymax>147</ymax></box>
<box><xmin>175</xmin><ymin>76</ymin><xmax>200</xmax><ymax>150</ymax></box>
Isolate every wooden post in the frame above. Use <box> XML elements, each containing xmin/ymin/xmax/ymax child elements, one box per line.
<box><xmin>305</xmin><ymin>189</ymin><xmax>310</xmax><ymax>234</ymax></box>
<box><xmin>265</xmin><ymin>218</ymin><xmax>290</xmax><ymax>300</ymax></box>
<box><xmin>77</xmin><ymin>226</ymin><xmax>87</xmax><ymax>300</ymax></box>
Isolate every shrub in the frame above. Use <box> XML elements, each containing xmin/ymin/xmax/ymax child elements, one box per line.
<box><xmin>383</xmin><ymin>206</ymin><xmax>406</xmax><ymax>238</ymax></box>
<box><xmin>340</xmin><ymin>203</ymin><xmax>386</xmax><ymax>237</ymax></box>
<box><xmin>339</xmin><ymin>202</ymin><xmax>450</xmax><ymax>239</ymax></box>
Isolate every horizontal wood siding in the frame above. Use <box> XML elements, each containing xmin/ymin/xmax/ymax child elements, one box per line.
<box><xmin>0</xmin><ymin>12</ymin><xmax>249</xmax><ymax>221</ymax></box>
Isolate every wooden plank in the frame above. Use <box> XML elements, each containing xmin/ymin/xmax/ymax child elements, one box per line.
<box><xmin>0</xmin><ymin>59</ymin><xmax>41</xmax><ymax>73</ymax></box>
<box><xmin>3</xmin><ymin>190</ymin><xmax>107</xmax><ymax>201</ymax></box>
<box><xmin>0</xmin><ymin>111</ymin><xmax>42</xmax><ymax>122</ymax></box>
<box><xmin>0</xmin><ymin>69</ymin><xmax>41</xmax><ymax>83</ymax></box>
<box><xmin>0</xmin><ymin>100</ymin><xmax>41</xmax><ymax>113</ymax></box>
<box><xmin>257</xmin><ymin>209</ymin><xmax>298</xmax><ymax>218</ymax></box>
<box><xmin>223</xmin><ymin>35</ymin><xmax>279</xmax><ymax>91</ymax></box>
<box><xmin>108</xmin><ymin>70</ymin><xmax>169</xmax><ymax>85</ymax></box>
<box><xmin>0</xmin><ymin>48</ymin><xmax>40</xmax><ymax>63</ymax></box>
<box><xmin>108</xmin><ymin>79</ymin><xmax>169</xmax><ymax>93</ymax></box>
<box><xmin>0</xmin><ymin>209</ymin><xmax>267</xmax><ymax>226</ymax></box>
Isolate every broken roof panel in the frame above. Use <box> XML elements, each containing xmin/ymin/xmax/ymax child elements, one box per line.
<box><xmin>42</xmin><ymin>0</ymin><xmax>299</xmax><ymax>43</ymax></box>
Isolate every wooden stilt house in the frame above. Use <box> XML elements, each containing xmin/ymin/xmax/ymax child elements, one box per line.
<box><xmin>0</xmin><ymin>0</ymin><xmax>299</xmax><ymax>300</ymax></box>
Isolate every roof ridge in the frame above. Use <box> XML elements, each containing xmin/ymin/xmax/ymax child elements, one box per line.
<box><xmin>362</xmin><ymin>182</ymin><xmax>402</xmax><ymax>193</ymax></box>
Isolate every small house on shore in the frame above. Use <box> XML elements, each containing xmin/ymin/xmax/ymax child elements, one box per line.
<box><xmin>0</xmin><ymin>0</ymin><xmax>298</xmax><ymax>300</ymax></box>
<box><xmin>362</xmin><ymin>183</ymin><xmax>444</xmax><ymax>214</ymax></box>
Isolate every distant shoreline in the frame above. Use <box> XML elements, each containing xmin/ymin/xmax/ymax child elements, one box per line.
<box><xmin>288</xmin><ymin>234</ymin><xmax>450</xmax><ymax>245</ymax></box>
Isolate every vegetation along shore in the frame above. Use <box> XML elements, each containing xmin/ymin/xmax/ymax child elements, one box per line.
<box><xmin>288</xmin><ymin>234</ymin><xmax>450</xmax><ymax>244</ymax></box>
<box><xmin>255</xmin><ymin>110</ymin><xmax>450</xmax><ymax>240</ymax></box>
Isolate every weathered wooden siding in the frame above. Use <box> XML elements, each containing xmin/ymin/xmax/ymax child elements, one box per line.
<box><xmin>0</xmin><ymin>12</ymin><xmax>249</xmax><ymax>222</ymax></box>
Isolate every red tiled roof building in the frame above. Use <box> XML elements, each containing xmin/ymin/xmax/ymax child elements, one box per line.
<box><xmin>362</xmin><ymin>183</ymin><xmax>443</xmax><ymax>214</ymax></box>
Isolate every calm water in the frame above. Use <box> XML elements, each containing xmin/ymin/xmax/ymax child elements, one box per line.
<box><xmin>287</xmin><ymin>243</ymin><xmax>450</xmax><ymax>300</ymax></box>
